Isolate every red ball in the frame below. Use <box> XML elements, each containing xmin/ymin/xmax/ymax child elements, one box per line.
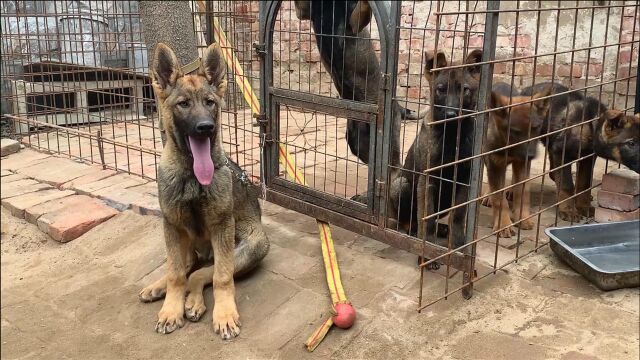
<box><xmin>332</xmin><ymin>302</ymin><xmax>356</xmax><ymax>329</ymax></box>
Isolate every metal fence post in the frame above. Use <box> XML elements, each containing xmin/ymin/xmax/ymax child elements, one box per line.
<box><xmin>462</xmin><ymin>0</ymin><xmax>500</xmax><ymax>300</ymax></box>
<box><xmin>376</xmin><ymin>1</ymin><xmax>401</xmax><ymax>225</ymax></box>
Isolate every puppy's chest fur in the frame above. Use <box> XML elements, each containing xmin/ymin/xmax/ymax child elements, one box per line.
<box><xmin>157</xmin><ymin>164</ymin><xmax>233</xmax><ymax>237</ymax></box>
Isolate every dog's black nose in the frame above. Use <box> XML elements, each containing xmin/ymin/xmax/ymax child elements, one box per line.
<box><xmin>195</xmin><ymin>121</ymin><xmax>215</xmax><ymax>134</ymax></box>
<box><xmin>445</xmin><ymin>110</ymin><xmax>458</xmax><ymax>118</ymax></box>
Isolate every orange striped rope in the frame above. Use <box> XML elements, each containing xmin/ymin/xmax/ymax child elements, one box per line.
<box><xmin>211</xmin><ymin>17</ymin><xmax>349</xmax><ymax>352</ymax></box>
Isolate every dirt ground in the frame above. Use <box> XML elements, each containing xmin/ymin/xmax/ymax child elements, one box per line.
<box><xmin>1</xmin><ymin>200</ymin><xmax>638</xmax><ymax>360</ymax></box>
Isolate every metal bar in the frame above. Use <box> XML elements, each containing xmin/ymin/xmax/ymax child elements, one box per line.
<box><xmin>461</xmin><ymin>0</ymin><xmax>500</xmax><ymax>300</ymax></box>
<box><xmin>270</xmin><ymin>88</ymin><xmax>378</xmax><ymax>121</ymax></box>
<box><xmin>265</xmin><ymin>189</ymin><xmax>470</xmax><ymax>272</ymax></box>
<box><xmin>377</xmin><ymin>1</ymin><xmax>402</xmax><ymax>227</ymax></box>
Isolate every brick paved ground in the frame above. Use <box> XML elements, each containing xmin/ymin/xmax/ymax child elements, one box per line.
<box><xmin>1</xmin><ymin>147</ymin><xmax>638</xmax><ymax>359</ymax></box>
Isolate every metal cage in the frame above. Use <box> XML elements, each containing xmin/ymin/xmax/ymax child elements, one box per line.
<box><xmin>1</xmin><ymin>0</ymin><xmax>638</xmax><ymax>310</ymax></box>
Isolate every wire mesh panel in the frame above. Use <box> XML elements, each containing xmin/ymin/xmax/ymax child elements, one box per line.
<box><xmin>391</xmin><ymin>0</ymin><xmax>639</xmax><ymax>309</ymax></box>
<box><xmin>262</xmin><ymin>1</ymin><xmax>388</xmax><ymax>222</ymax></box>
<box><xmin>1</xmin><ymin>1</ymin><xmax>162</xmax><ymax>178</ymax></box>
<box><xmin>0</xmin><ymin>0</ymin><xmax>261</xmax><ymax>182</ymax></box>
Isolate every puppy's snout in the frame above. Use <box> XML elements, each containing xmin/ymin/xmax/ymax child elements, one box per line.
<box><xmin>445</xmin><ymin>110</ymin><xmax>459</xmax><ymax>119</ymax></box>
<box><xmin>195</xmin><ymin>121</ymin><xmax>215</xmax><ymax>135</ymax></box>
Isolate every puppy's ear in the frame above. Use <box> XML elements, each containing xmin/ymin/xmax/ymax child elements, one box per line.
<box><xmin>200</xmin><ymin>43</ymin><xmax>228</xmax><ymax>98</ymax></box>
<box><xmin>293</xmin><ymin>1</ymin><xmax>311</xmax><ymax>20</ymax></box>
<box><xmin>349</xmin><ymin>1</ymin><xmax>372</xmax><ymax>34</ymax></box>
<box><xmin>603</xmin><ymin>109</ymin><xmax>626</xmax><ymax>137</ymax></box>
<box><xmin>490</xmin><ymin>91</ymin><xmax>509</xmax><ymax>120</ymax></box>
<box><xmin>532</xmin><ymin>85</ymin><xmax>552</xmax><ymax>115</ymax></box>
<box><xmin>424</xmin><ymin>50</ymin><xmax>447</xmax><ymax>81</ymax></box>
<box><xmin>152</xmin><ymin>43</ymin><xmax>183</xmax><ymax>92</ymax></box>
<box><xmin>464</xmin><ymin>49</ymin><xmax>483</xmax><ymax>78</ymax></box>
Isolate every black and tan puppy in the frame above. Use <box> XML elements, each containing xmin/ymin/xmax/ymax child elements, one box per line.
<box><xmin>594</xmin><ymin>110</ymin><xmax>640</xmax><ymax>173</ymax></box>
<box><xmin>138</xmin><ymin>43</ymin><xmax>269</xmax><ymax>339</ymax></box>
<box><xmin>484</xmin><ymin>84</ymin><xmax>551</xmax><ymax>237</ymax></box>
<box><xmin>521</xmin><ymin>83</ymin><xmax>635</xmax><ymax>221</ymax></box>
<box><xmin>294</xmin><ymin>0</ymin><xmax>419</xmax><ymax>166</ymax></box>
<box><xmin>388</xmin><ymin>50</ymin><xmax>483</xmax><ymax>247</ymax></box>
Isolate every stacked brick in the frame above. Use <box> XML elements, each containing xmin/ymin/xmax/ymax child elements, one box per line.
<box><xmin>595</xmin><ymin>169</ymin><xmax>640</xmax><ymax>223</ymax></box>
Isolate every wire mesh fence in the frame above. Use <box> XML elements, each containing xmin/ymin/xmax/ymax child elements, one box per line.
<box><xmin>1</xmin><ymin>0</ymin><xmax>638</xmax><ymax>310</ymax></box>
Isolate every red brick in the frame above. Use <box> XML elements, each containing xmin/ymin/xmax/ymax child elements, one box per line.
<box><xmin>37</xmin><ymin>197</ymin><xmax>118</xmax><ymax>242</ymax></box>
<box><xmin>25</xmin><ymin>195</ymin><xmax>93</xmax><ymax>224</ymax></box>
<box><xmin>597</xmin><ymin>189</ymin><xmax>639</xmax><ymax>212</ymax></box>
<box><xmin>594</xmin><ymin>206</ymin><xmax>639</xmax><ymax>223</ymax></box>
<box><xmin>510</xmin><ymin>34</ymin><xmax>531</xmax><ymax>48</ymax></box>
<box><xmin>407</xmin><ymin>87</ymin><xmax>422</xmax><ymax>100</ymax></box>
<box><xmin>1</xmin><ymin>179</ymin><xmax>52</xmax><ymax>199</ymax></box>
<box><xmin>71</xmin><ymin>173</ymin><xmax>148</xmax><ymax>196</ymax></box>
<box><xmin>17</xmin><ymin>157</ymin><xmax>99</xmax><ymax>188</ymax></box>
<box><xmin>535</xmin><ymin>64</ymin><xmax>555</xmax><ymax>77</ymax></box>
<box><xmin>557</xmin><ymin>64</ymin><xmax>583</xmax><ymax>78</ymax></box>
<box><xmin>1</xmin><ymin>189</ymin><xmax>75</xmax><ymax>219</ymax></box>
<box><xmin>468</xmin><ymin>35</ymin><xmax>484</xmax><ymax>48</ymax></box>
<box><xmin>0</xmin><ymin>149</ymin><xmax>50</xmax><ymax>172</ymax></box>
<box><xmin>586</xmin><ymin>63</ymin><xmax>603</xmax><ymax>77</ymax></box>
<box><xmin>618</xmin><ymin>50</ymin><xmax>632</xmax><ymax>64</ymax></box>
<box><xmin>59</xmin><ymin>169</ymin><xmax>117</xmax><ymax>191</ymax></box>
<box><xmin>601</xmin><ymin>169</ymin><xmax>640</xmax><ymax>195</ymax></box>
<box><xmin>493</xmin><ymin>62</ymin><xmax>508</xmax><ymax>74</ymax></box>
<box><xmin>1</xmin><ymin>173</ymin><xmax>26</xmax><ymax>183</ymax></box>
<box><xmin>304</xmin><ymin>51</ymin><xmax>320</xmax><ymax>63</ymax></box>
<box><xmin>617</xmin><ymin>65</ymin><xmax>638</xmax><ymax>79</ymax></box>
<box><xmin>513</xmin><ymin>63</ymin><xmax>531</xmax><ymax>76</ymax></box>
<box><xmin>1</xmin><ymin>139</ymin><xmax>20</xmax><ymax>156</ymax></box>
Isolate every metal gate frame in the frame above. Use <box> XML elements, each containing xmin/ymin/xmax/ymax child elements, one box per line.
<box><xmin>254</xmin><ymin>1</ymin><xmax>510</xmax><ymax>281</ymax></box>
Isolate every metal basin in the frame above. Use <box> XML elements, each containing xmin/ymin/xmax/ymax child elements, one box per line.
<box><xmin>545</xmin><ymin>220</ymin><xmax>640</xmax><ymax>291</ymax></box>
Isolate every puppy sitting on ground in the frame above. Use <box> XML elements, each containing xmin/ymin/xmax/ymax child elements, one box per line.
<box><xmin>484</xmin><ymin>83</ymin><xmax>551</xmax><ymax>237</ymax></box>
<box><xmin>138</xmin><ymin>43</ymin><xmax>269</xmax><ymax>340</ymax></box>
<box><xmin>389</xmin><ymin>49</ymin><xmax>483</xmax><ymax>247</ymax></box>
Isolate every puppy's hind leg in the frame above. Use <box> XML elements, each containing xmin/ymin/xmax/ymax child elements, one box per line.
<box><xmin>184</xmin><ymin>265</ymin><xmax>213</xmax><ymax>322</ymax></box>
<box><xmin>139</xmin><ymin>275</ymin><xmax>167</xmax><ymax>303</ymax></box>
<box><xmin>233</xmin><ymin>219</ymin><xmax>270</xmax><ymax>278</ymax></box>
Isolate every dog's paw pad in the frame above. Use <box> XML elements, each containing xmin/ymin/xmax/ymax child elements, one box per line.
<box><xmin>184</xmin><ymin>295</ymin><xmax>206</xmax><ymax>322</ymax></box>
<box><xmin>213</xmin><ymin>309</ymin><xmax>241</xmax><ymax>340</ymax></box>
<box><xmin>139</xmin><ymin>287</ymin><xmax>166</xmax><ymax>303</ymax></box>
<box><xmin>155</xmin><ymin>311</ymin><xmax>184</xmax><ymax>334</ymax></box>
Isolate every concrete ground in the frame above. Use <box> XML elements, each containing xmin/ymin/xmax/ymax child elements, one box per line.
<box><xmin>1</xmin><ymin>149</ymin><xmax>639</xmax><ymax>360</ymax></box>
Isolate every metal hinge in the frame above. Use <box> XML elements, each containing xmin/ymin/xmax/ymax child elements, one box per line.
<box><xmin>253</xmin><ymin>42</ymin><xmax>266</xmax><ymax>57</ymax></box>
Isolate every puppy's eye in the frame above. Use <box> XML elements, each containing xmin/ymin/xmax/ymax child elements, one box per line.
<box><xmin>625</xmin><ymin>140</ymin><xmax>636</xmax><ymax>147</ymax></box>
<box><xmin>178</xmin><ymin>100</ymin><xmax>190</xmax><ymax>108</ymax></box>
<box><xmin>205</xmin><ymin>99</ymin><xmax>215</xmax><ymax>107</ymax></box>
<box><xmin>463</xmin><ymin>85</ymin><xmax>471</xmax><ymax>95</ymax></box>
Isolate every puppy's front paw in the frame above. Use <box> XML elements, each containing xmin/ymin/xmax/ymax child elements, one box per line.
<box><xmin>213</xmin><ymin>304</ymin><xmax>241</xmax><ymax>340</ymax></box>
<box><xmin>155</xmin><ymin>308</ymin><xmax>184</xmax><ymax>334</ymax></box>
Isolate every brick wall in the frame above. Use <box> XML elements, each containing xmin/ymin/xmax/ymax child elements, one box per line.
<box><xmin>260</xmin><ymin>1</ymin><xmax>639</xmax><ymax>112</ymax></box>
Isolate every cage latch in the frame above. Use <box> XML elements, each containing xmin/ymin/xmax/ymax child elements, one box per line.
<box><xmin>381</xmin><ymin>73</ymin><xmax>391</xmax><ymax>91</ymax></box>
<box><xmin>254</xmin><ymin>113</ymin><xmax>271</xmax><ymax>142</ymax></box>
<box><xmin>253</xmin><ymin>42</ymin><xmax>266</xmax><ymax>57</ymax></box>
<box><xmin>375</xmin><ymin>180</ymin><xmax>386</xmax><ymax>197</ymax></box>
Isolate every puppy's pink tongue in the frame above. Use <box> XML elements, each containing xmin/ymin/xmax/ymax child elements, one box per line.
<box><xmin>188</xmin><ymin>136</ymin><xmax>214</xmax><ymax>185</ymax></box>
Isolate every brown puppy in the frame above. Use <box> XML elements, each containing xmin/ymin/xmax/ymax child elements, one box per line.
<box><xmin>484</xmin><ymin>85</ymin><xmax>551</xmax><ymax>237</ymax></box>
<box><xmin>138</xmin><ymin>43</ymin><xmax>269</xmax><ymax>339</ymax></box>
